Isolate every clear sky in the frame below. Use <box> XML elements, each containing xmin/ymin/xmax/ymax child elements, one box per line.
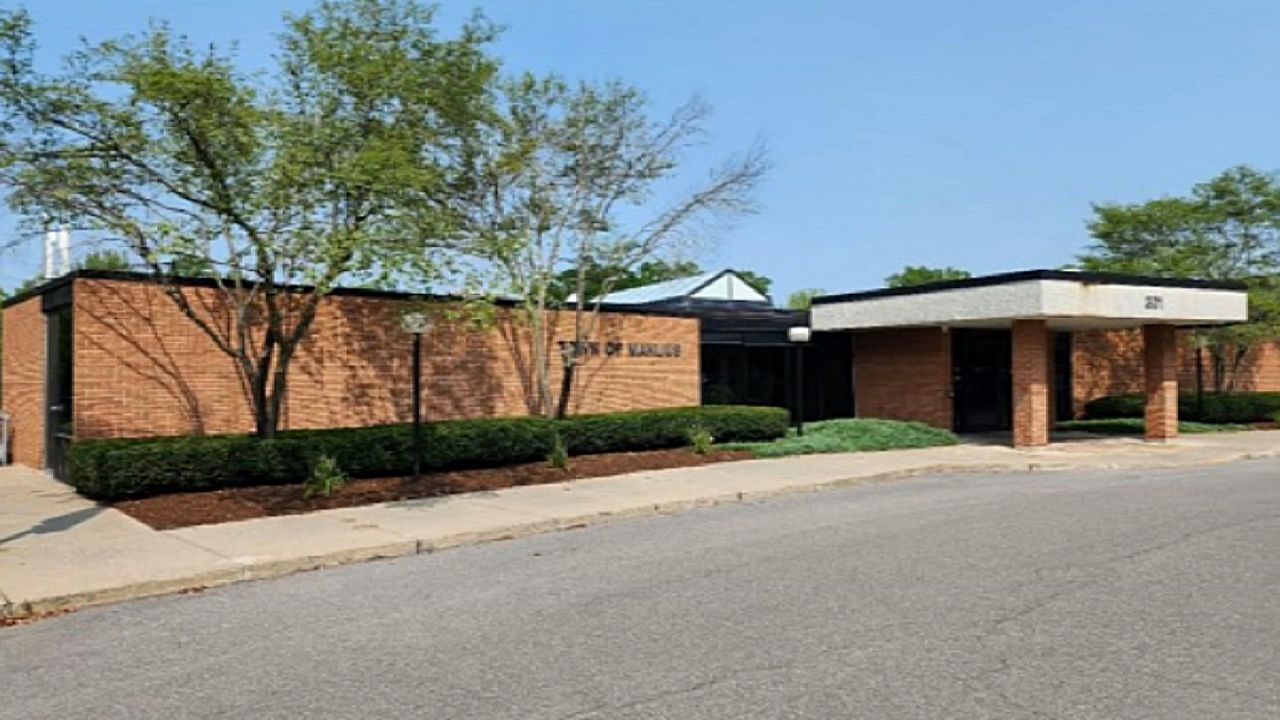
<box><xmin>2</xmin><ymin>0</ymin><xmax>1278</xmax><ymax>299</ymax></box>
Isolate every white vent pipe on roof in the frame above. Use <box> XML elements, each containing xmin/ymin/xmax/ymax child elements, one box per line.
<box><xmin>43</xmin><ymin>226</ymin><xmax>72</xmax><ymax>279</ymax></box>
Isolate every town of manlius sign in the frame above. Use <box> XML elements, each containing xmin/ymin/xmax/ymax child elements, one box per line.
<box><xmin>557</xmin><ymin>340</ymin><xmax>683</xmax><ymax>358</ymax></box>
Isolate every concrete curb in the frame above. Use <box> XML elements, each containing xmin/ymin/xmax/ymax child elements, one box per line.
<box><xmin>4</xmin><ymin>447</ymin><xmax>1276</xmax><ymax>621</ymax></box>
<box><xmin>2</xmin><ymin>567</ymin><xmax>244</xmax><ymax>620</ymax></box>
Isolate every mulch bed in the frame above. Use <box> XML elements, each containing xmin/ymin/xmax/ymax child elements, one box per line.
<box><xmin>113</xmin><ymin>448</ymin><xmax>751</xmax><ymax>530</ymax></box>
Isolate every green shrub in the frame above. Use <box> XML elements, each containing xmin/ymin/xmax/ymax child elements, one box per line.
<box><xmin>688</xmin><ymin>423</ymin><xmax>715</xmax><ymax>454</ymax></box>
<box><xmin>1057</xmin><ymin>418</ymin><xmax>1247</xmax><ymax>435</ymax></box>
<box><xmin>304</xmin><ymin>455</ymin><xmax>347</xmax><ymax>498</ymax></box>
<box><xmin>68</xmin><ymin>405</ymin><xmax>788</xmax><ymax>500</ymax></box>
<box><xmin>546</xmin><ymin>433</ymin><xmax>570</xmax><ymax>470</ymax></box>
<box><xmin>722</xmin><ymin>418</ymin><xmax>959</xmax><ymax>458</ymax></box>
<box><xmin>1083</xmin><ymin>392</ymin><xmax>1280</xmax><ymax>423</ymax></box>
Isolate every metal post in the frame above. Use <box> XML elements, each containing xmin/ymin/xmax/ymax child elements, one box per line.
<box><xmin>795</xmin><ymin>343</ymin><xmax>805</xmax><ymax>436</ymax></box>
<box><xmin>412</xmin><ymin>332</ymin><xmax>422</xmax><ymax>483</ymax></box>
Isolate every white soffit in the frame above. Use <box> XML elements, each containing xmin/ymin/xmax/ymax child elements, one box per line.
<box><xmin>811</xmin><ymin>276</ymin><xmax>1248</xmax><ymax>331</ymax></box>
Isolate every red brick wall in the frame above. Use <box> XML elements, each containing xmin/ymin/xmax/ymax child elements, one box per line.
<box><xmin>1</xmin><ymin>297</ymin><xmax>45</xmax><ymax>467</ymax></box>
<box><xmin>1143</xmin><ymin>325</ymin><xmax>1179</xmax><ymax>439</ymax></box>
<box><xmin>71</xmin><ymin>278</ymin><xmax>700</xmax><ymax>442</ymax></box>
<box><xmin>1072</xmin><ymin>328</ymin><xmax>1280</xmax><ymax>415</ymax></box>
<box><xmin>1011</xmin><ymin>320</ymin><xmax>1050</xmax><ymax>447</ymax></box>
<box><xmin>853</xmin><ymin>327</ymin><xmax>952</xmax><ymax>429</ymax></box>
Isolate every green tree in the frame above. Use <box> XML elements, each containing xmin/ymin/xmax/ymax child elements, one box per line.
<box><xmin>735</xmin><ymin>269</ymin><xmax>773</xmax><ymax>297</ymax></box>
<box><xmin>785</xmin><ymin>288</ymin><xmax>826</xmax><ymax>310</ymax></box>
<box><xmin>1078</xmin><ymin>165</ymin><xmax>1280</xmax><ymax>392</ymax></box>
<box><xmin>77</xmin><ymin>249</ymin><xmax>132</xmax><ymax>271</ymax></box>
<box><xmin>457</xmin><ymin>75</ymin><xmax>767</xmax><ymax>417</ymax></box>
<box><xmin>884</xmin><ymin>265</ymin><xmax>971</xmax><ymax>288</ymax></box>
<box><xmin>0</xmin><ymin>1</ymin><xmax>498</xmax><ymax>437</ymax></box>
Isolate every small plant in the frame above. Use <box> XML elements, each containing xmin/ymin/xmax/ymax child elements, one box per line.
<box><xmin>546</xmin><ymin>432</ymin><xmax>570</xmax><ymax>470</ymax></box>
<box><xmin>304</xmin><ymin>454</ymin><xmax>347</xmax><ymax>498</ymax></box>
<box><xmin>688</xmin><ymin>423</ymin><xmax>715</xmax><ymax>455</ymax></box>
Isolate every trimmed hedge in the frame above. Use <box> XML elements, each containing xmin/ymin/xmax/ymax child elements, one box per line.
<box><xmin>68</xmin><ymin>405</ymin><xmax>788</xmax><ymax>501</ymax></box>
<box><xmin>1083</xmin><ymin>392</ymin><xmax>1280</xmax><ymax>424</ymax></box>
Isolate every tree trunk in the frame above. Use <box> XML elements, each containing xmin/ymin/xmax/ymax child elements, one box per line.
<box><xmin>555</xmin><ymin>355</ymin><xmax>575</xmax><ymax>419</ymax></box>
<box><xmin>526</xmin><ymin>305</ymin><xmax>553</xmax><ymax>418</ymax></box>
<box><xmin>249</xmin><ymin>367</ymin><xmax>276</xmax><ymax>439</ymax></box>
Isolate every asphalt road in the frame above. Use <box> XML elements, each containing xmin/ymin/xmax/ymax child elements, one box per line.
<box><xmin>3</xmin><ymin>460</ymin><xmax>1279</xmax><ymax>719</ymax></box>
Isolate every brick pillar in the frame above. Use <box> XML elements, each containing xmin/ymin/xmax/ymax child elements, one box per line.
<box><xmin>1012</xmin><ymin>320</ymin><xmax>1051</xmax><ymax>447</ymax></box>
<box><xmin>1143</xmin><ymin>324</ymin><xmax>1179</xmax><ymax>441</ymax></box>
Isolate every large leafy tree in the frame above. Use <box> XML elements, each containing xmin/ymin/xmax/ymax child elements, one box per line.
<box><xmin>1078</xmin><ymin>165</ymin><xmax>1280</xmax><ymax>392</ymax></box>
<box><xmin>735</xmin><ymin>269</ymin><xmax>773</xmax><ymax>297</ymax></box>
<box><xmin>455</xmin><ymin>75</ymin><xmax>767</xmax><ymax>418</ymax></box>
<box><xmin>785</xmin><ymin>288</ymin><xmax>826</xmax><ymax>310</ymax></box>
<box><xmin>884</xmin><ymin>265</ymin><xmax>971</xmax><ymax>288</ymax></box>
<box><xmin>0</xmin><ymin>1</ymin><xmax>498</xmax><ymax>437</ymax></box>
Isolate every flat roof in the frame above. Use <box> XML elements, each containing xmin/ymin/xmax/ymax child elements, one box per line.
<box><xmin>811</xmin><ymin>269</ymin><xmax>1250</xmax><ymax>332</ymax></box>
<box><xmin>2</xmin><ymin>269</ymin><xmax>696</xmax><ymax>318</ymax></box>
<box><xmin>812</xmin><ymin>269</ymin><xmax>1246</xmax><ymax>306</ymax></box>
<box><xmin>1</xmin><ymin>270</ymin><xmax>794</xmax><ymax>325</ymax></box>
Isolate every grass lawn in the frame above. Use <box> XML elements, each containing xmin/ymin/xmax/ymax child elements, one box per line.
<box><xmin>1056</xmin><ymin>418</ymin><xmax>1249</xmax><ymax>435</ymax></box>
<box><xmin>721</xmin><ymin>418</ymin><xmax>959</xmax><ymax>458</ymax></box>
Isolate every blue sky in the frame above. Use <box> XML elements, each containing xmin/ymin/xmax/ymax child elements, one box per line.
<box><xmin>2</xmin><ymin>0</ymin><xmax>1278</xmax><ymax>299</ymax></box>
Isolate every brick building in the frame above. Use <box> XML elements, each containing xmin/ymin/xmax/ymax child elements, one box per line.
<box><xmin>1</xmin><ymin>271</ymin><xmax>705</xmax><ymax>474</ymax></box>
<box><xmin>812</xmin><ymin>270</ymin><xmax>1249</xmax><ymax>447</ymax></box>
<box><xmin>0</xmin><ymin>268</ymin><xmax>1259</xmax><ymax>475</ymax></box>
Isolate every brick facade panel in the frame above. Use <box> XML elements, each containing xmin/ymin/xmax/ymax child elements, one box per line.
<box><xmin>1143</xmin><ymin>324</ymin><xmax>1179</xmax><ymax>440</ymax></box>
<box><xmin>853</xmin><ymin>328</ymin><xmax>952</xmax><ymax>429</ymax></box>
<box><xmin>71</xmin><ymin>278</ymin><xmax>700</xmax><ymax>442</ymax></box>
<box><xmin>0</xmin><ymin>297</ymin><xmax>45</xmax><ymax>466</ymax></box>
<box><xmin>1011</xmin><ymin>320</ymin><xmax>1050</xmax><ymax>447</ymax></box>
<box><xmin>1072</xmin><ymin>328</ymin><xmax>1280</xmax><ymax>415</ymax></box>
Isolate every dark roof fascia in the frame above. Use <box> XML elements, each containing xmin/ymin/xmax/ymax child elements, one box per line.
<box><xmin>1</xmin><ymin>273</ymin><xmax>75</xmax><ymax>309</ymax></box>
<box><xmin>630</xmin><ymin>300</ymin><xmax>806</xmax><ymax>325</ymax></box>
<box><xmin>1</xmin><ymin>269</ymin><xmax>693</xmax><ymax>319</ymax></box>
<box><xmin>811</xmin><ymin>269</ymin><xmax>1249</xmax><ymax>306</ymax></box>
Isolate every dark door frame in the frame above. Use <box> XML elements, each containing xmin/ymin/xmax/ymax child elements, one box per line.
<box><xmin>951</xmin><ymin>328</ymin><xmax>1013</xmax><ymax>434</ymax></box>
<box><xmin>1053</xmin><ymin>332</ymin><xmax>1074</xmax><ymax>422</ymax></box>
<box><xmin>42</xmin><ymin>284</ymin><xmax>73</xmax><ymax>479</ymax></box>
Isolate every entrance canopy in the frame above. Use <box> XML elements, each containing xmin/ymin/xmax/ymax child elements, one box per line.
<box><xmin>810</xmin><ymin>270</ymin><xmax>1247</xmax><ymax>332</ymax></box>
<box><xmin>810</xmin><ymin>270</ymin><xmax>1249</xmax><ymax>448</ymax></box>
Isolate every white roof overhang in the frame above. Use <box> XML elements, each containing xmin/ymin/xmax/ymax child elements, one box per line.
<box><xmin>811</xmin><ymin>271</ymin><xmax>1249</xmax><ymax>332</ymax></box>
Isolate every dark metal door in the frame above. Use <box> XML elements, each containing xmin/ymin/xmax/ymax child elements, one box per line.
<box><xmin>952</xmin><ymin>329</ymin><xmax>1012</xmax><ymax>433</ymax></box>
<box><xmin>45</xmin><ymin>307</ymin><xmax>73</xmax><ymax>480</ymax></box>
<box><xmin>1054</xmin><ymin>332</ymin><xmax>1074</xmax><ymax>422</ymax></box>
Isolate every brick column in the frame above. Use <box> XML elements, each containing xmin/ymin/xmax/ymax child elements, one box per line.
<box><xmin>1143</xmin><ymin>324</ymin><xmax>1179</xmax><ymax>441</ymax></box>
<box><xmin>1012</xmin><ymin>320</ymin><xmax>1051</xmax><ymax>447</ymax></box>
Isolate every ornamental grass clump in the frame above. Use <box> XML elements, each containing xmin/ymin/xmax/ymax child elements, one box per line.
<box><xmin>303</xmin><ymin>454</ymin><xmax>347</xmax><ymax>498</ymax></box>
<box><xmin>546</xmin><ymin>433</ymin><xmax>571</xmax><ymax>471</ymax></box>
<box><xmin>688</xmin><ymin>424</ymin><xmax>715</xmax><ymax>455</ymax></box>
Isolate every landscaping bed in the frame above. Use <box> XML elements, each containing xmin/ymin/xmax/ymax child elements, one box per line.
<box><xmin>71</xmin><ymin>405</ymin><xmax>788</xmax><ymax>501</ymax></box>
<box><xmin>114</xmin><ymin>447</ymin><xmax>751</xmax><ymax>530</ymax></box>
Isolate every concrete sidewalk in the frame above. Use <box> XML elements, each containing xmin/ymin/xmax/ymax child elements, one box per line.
<box><xmin>3</xmin><ymin>431</ymin><xmax>1279</xmax><ymax>619</ymax></box>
